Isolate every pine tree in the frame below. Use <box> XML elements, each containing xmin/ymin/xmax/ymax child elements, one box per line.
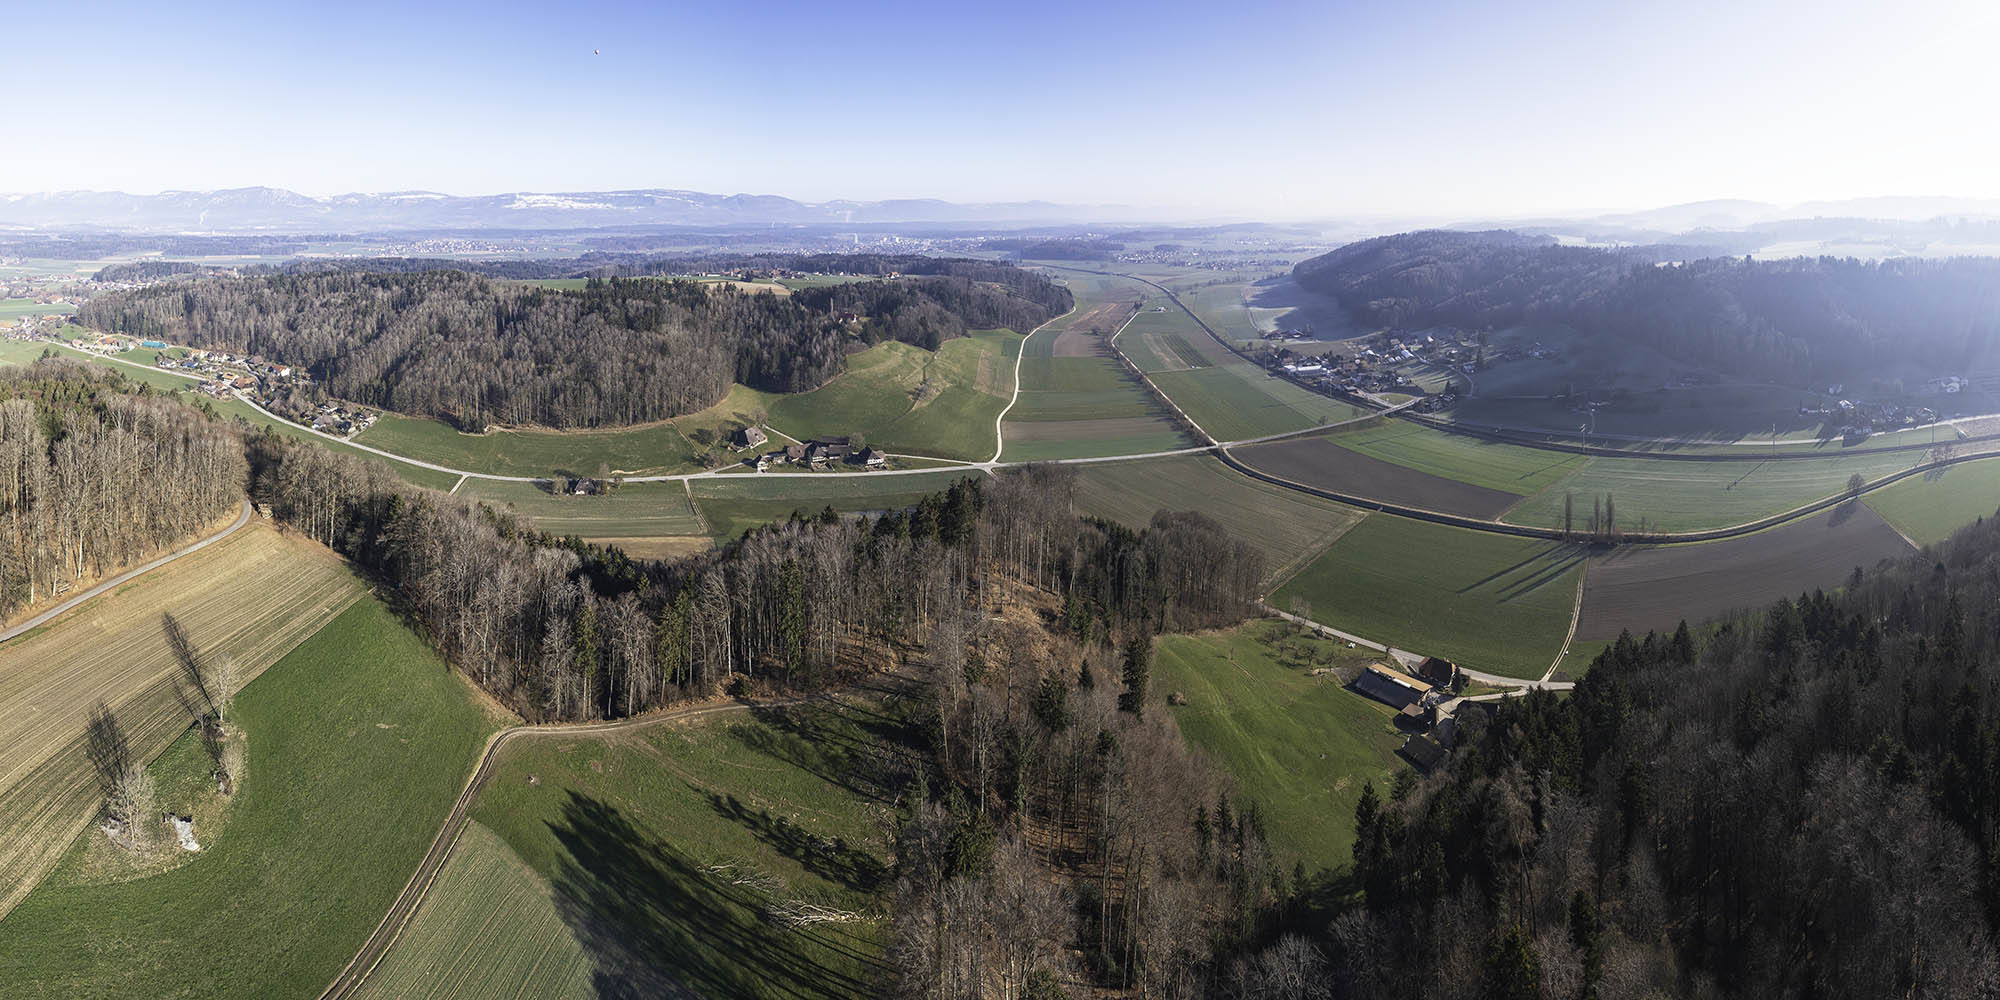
<box><xmin>1482</xmin><ymin>925</ymin><xmax>1541</xmax><ymax>1000</ymax></box>
<box><xmin>1118</xmin><ymin>635</ymin><xmax>1150</xmax><ymax>717</ymax></box>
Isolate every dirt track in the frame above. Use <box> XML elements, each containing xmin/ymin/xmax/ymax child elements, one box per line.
<box><xmin>1235</xmin><ymin>436</ymin><xmax>1522</xmax><ymax>519</ymax></box>
<box><xmin>1576</xmin><ymin>503</ymin><xmax>1915</xmax><ymax>640</ymax></box>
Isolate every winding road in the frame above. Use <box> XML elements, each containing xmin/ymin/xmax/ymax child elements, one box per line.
<box><xmin>0</xmin><ymin>499</ymin><xmax>252</xmax><ymax>645</ymax></box>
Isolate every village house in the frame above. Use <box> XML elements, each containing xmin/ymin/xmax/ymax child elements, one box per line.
<box><xmin>738</xmin><ymin>425</ymin><xmax>768</xmax><ymax>449</ymax></box>
<box><xmin>860</xmin><ymin>447</ymin><xmax>887</xmax><ymax>468</ymax></box>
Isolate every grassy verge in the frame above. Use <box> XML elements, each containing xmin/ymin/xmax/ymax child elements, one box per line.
<box><xmin>1153</xmin><ymin>620</ymin><xmax>1406</xmax><ymax>870</ymax></box>
<box><xmin>1273</xmin><ymin>516</ymin><xmax>1585</xmax><ymax>679</ymax></box>
<box><xmin>0</xmin><ymin>597</ymin><xmax>509</xmax><ymax>1000</ymax></box>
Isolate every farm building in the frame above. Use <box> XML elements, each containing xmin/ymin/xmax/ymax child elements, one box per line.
<box><xmin>738</xmin><ymin>426</ymin><xmax>768</xmax><ymax>449</ymax></box>
<box><xmin>1415</xmin><ymin>656</ymin><xmax>1458</xmax><ymax>688</ymax></box>
<box><xmin>1399</xmin><ymin>735</ymin><xmax>1448</xmax><ymax>773</ymax></box>
<box><xmin>860</xmin><ymin>447</ymin><xmax>887</xmax><ymax>467</ymax></box>
<box><xmin>1353</xmin><ymin>662</ymin><xmax>1432</xmax><ymax>710</ymax></box>
<box><xmin>140</xmin><ymin>339</ymin><xmax>167</xmax><ymax>349</ymax></box>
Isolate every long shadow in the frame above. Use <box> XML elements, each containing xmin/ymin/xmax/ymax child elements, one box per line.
<box><xmin>733</xmin><ymin>704</ymin><xmax>914</xmax><ymax>807</ymax></box>
<box><xmin>548</xmin><ymin>791</ymin><xmax>886</xmax><ymax>1000</ymax></box>
<box><xmin>703</xmin><ymin>789</ymin><xmax>889</xmax><ymax>894</ymax></box>
<box><xmin>1456</xmin><ymin>546</ymin><xmax>1574</xmax><ymax>594</ymax></box>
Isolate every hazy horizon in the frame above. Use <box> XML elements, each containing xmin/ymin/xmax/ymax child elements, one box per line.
<box><xmin>4</xmin><ymin>0</ymin><xmax>1996</xmax><ymax>220</ymax></box>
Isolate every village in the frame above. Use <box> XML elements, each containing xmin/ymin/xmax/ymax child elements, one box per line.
<box><xmin>1257</xmin><ymin>326</ymin><xmax>1487</xmax><ymax>409</ymax></box>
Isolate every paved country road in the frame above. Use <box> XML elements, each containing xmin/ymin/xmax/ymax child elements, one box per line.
<box><xmin>0</xmin><ymin>499</ymin><xmax>252</xmax><ymax>645</ymax></box>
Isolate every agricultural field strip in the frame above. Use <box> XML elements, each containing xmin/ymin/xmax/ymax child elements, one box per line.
<box><xmin>324</xmin><ymin>692</ymin><xmax>828</xmax><ymax>1000</ymax></box>
<box><xmin>0</xmin><ymin>523</ymin><xmax>366</xmax><ymax>917</ymax></box>
<box><xmin>989</xmin><ymin>302</ymin><xmax>1078</xmax><ymax>462</ymax></box>
<box><xmin>1215</xmin><ymin>435</ymin><xmax>2000</xmax><ymax>546</ymax></box>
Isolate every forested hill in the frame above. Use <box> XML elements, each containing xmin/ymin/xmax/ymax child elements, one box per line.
<box><xmin>1338</xmin><ymin>506</ymin><xmax>2000</xmax><ymax>996</ymax></box>
<box><xmin>79</xmin><ymin>261</ymin><xmax>1070</xmax><ymax>429</ymax></box>
<box><xmin>1294</xmin><ymin>230</ymin><xmax>2000</xmax><ymax>382</ymax></box>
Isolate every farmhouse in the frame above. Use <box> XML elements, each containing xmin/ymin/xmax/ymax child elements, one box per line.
<box><xmin>805</xmin><ymin>439</ymin><xmax>852</xmax><ymax>469</ymax></box>
<box><xmin>738</xmin><ymin>425</ymin><xmax>768</xmax><ymax>449</ymax></box>
<box><xmin>1414</xmin><ymin>656</ymin><xmax>1458</xmax><ymax>688</ymax></box>
<box><xmin>860</xmin><ymin>447</ymin><xmax>887</xmax><ymax>467</ymax></box>
<box><xmin>1353</xmin><ymin>662</ymin><xmax>1433</xmax><ymax>710</ymax></box>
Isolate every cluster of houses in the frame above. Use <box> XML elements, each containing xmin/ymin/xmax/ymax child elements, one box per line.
<box><xmin>1352</xmin><ymin>657</ymin><xmax>1462</xmax><ymax>772</ymax></box>
<box><xmin>1264</xmin><ymin>329</ymin><xmax>1505</xmax><ymax>407</ymax></box>
<box><xmin>736</xmin><ymin>426</ymin><xmax>888</xmax><ymax>471</ymax></box>
<box><xmin>310</xmin><ymin>402</ymin><xmax>377</xmax><ymax>436</ymax></box>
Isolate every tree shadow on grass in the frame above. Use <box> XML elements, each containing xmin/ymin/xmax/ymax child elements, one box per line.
<box><xmin>703</xmin><ymin>789</ymin><xmax>889</xmax><ymax>894</ymax></box>
<box><xmin>548</xmin><ymin>791</ymin><xmax>886</xmax><ymax>1000</ymax></box>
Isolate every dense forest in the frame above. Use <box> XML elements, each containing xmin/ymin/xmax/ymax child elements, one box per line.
<box><xmin>79</xmin><ymin>261</ymin><xmax>1069</xmax><ymax>429</ymax></box>
<box><xmin>0</xmin><ymin>358</ymin><xmax>245</xmax><ymax>619</ymax></box>
<box><xmin>1329</xmin><ymin>510</ymin><xmax>2000</xmax><ymax>997</ymax></box>
<box><xmin>1295</xmin><ymin>230</ymin><xmax>2000</xmax><ymax>381</ymax></box>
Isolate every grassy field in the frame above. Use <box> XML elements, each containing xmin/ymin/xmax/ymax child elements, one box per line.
<box><xmin>1273</xmin><ymin>515</ymin><xmax>1586</xmax><ymax>679</ymax></box>
<box><xmin>1866</xmin><ymin>455</ymin><xmax>2000</xmax><ymax>546</ymax></box>
<box><xmin>1153</xmin><ymin>621</ymin><xmax>1405</xmax><ymax>870</ymax></box>
<box><xmin>768</xmin><ymin>330</ymin><xmax>1021</xmax><ymax>460</ymax></box>
<box><xmin>0</xmin><ymin>299</ymin><xmax>76</xmax><ymax>320</ymax></box>
<box><xmin>460</xmin><ymin>479</ymin><xmax>707</xmax><ymax>536</ymax></box>
<box><xmin>0</xmin><ymin>596</ymin><xmax>509</xmax><ymax>1000</ymax></box>
<box><xmin>394</xmin><ymin>696</ymin><xmax>901</xmax><ymax>999</ymax></box>
<box><xmin>690</xmin><ymin>471</ymin><xmax>980</xmax><ymax>542</ymax></box>
<box><xmin>1503</xmin><ymin>450</ymin><xmax>1922</xmax><ymax>533</ymax></box>
<box><xmin>0</xmin><ymin>521</ymin><xmax>366</xmax><ymax>918</ymax></box>
<box><xmin>350</xmin><ymin>822</ymin><xmax>597</xmax><ymax>1000</ymax></box>
<box><xmin>1326</xmin><ymin>420</ymin><xmax>1587</xmax><ymax>495</ymax></box>
<box><xmin>1117</xmin><ymin>309</ymin><xmax>1219</xmax><ymax>372</ymax></box>
<box><xmin>356</xmin><ymin>384</ymin><xmax>783</xmax><ymax>479</ymax></box>
<box><xmin>1072</xmin><ymin>454</ymin><xmax>1367</xmax><ymax>588</ymax></box>
<box><xmin>1148</xmin><ymin>364</ymin><xmax>1368</xmax><ymax>442</ymax></box>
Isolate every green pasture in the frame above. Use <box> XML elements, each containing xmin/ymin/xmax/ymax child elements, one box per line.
<box><xmin>1072</xmin><ymin>454</ymin><xmax>1366</xmax><ymax>587</ymax></box>
<box><xmin>1153</xmin><ymin>620</ymin><xmax>1406</xmax><ymax>870</ymax></box>
<box><xmin>0</xmin><ymin>597</ymin><xmax>507</xmax><ymax>1000</ymax></box>
<box><xmin>1273</xmin><ymin>516</ymin><xmax>1585</xmax><ymax>679</ymax></box>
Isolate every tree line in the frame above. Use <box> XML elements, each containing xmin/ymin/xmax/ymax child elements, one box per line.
<box><xmin>78</xmin><ymin>261</ymin><xmax>1070</xmax><ymax>430</ymax></box>
<box><xmin>250</xmin><ymin>438</ymin><xmax>1261</xmax><ymax>724</ymax></box>
<box><xmin>1294</xmin><ymin>229</ymin><xmax>2000</xmax><ymax>383</ymax></box>
<box><xmin>0</xmin><ymin>357</ymin><xmax>245</xmax><ymax>620</ymax></box>
<box><xmin>1323</xmin><ymin>509</ymin><xmax>2000</xmax><ymax>997</ymax></box>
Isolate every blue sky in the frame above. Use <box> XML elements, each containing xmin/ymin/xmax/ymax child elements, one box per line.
<box><xmin>7</xmin><ymin>0</ymin><xmax>1996</xmax><ymax>218</ymax></box>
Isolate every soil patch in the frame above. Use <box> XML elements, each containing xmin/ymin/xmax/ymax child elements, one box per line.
<box><xmin>1235</xmin><ymin>436</ymin><xmax>1521</xmax><ymax>519</ymax></box>
<box><xmin>1577</xmin><ymin>503</ymin><xmax>1915</xmax><ymax>641</ymax></box>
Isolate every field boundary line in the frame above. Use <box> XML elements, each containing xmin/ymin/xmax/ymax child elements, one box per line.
<box><xmin>991</xmin><ymin>305</ymin><xmax>1077</xmax><ymax>463</ymax></box>
<box><xmin>1541</xmin><ymin>561</ymin><xmax>1588</xmax><ymax>684</ymax></box>
<box><xmin>321</xmin><ymin>691</ymin><xmax>830</xmax><ymax>1000</ymax></box>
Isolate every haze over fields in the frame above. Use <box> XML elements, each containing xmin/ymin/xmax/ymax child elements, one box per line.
<box><xmin>7</xmin><ymin>1</ymin><xmax>2000</xmax><ymax>999</ymax></box>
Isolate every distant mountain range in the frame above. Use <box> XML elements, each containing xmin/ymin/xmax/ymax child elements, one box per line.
<box><xmin>0</xmin><ymin>187</ymin><xmax>1134</xmax><ymax>233</ymax></box>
